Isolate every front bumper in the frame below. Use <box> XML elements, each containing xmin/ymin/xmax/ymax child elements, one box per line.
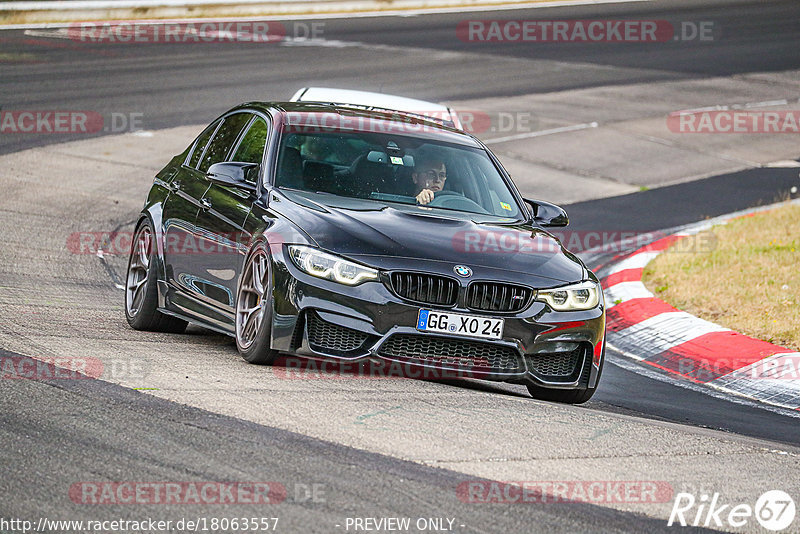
<box><xmin>269</xmin><ymin>253</ymin><xmax>605</xmax><ymax>389</ymax></box>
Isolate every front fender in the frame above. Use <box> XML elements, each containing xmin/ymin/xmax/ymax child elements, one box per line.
<box><xmin>140</xmin><ymin>183</ymin><xmax>171</xmax><ymax>305</ymax></box>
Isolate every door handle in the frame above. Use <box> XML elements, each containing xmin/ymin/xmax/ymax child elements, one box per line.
<box><xmin>200</xmin><ymin>198</ymin><xmax>212</xmax><ymax>210</ymax></box>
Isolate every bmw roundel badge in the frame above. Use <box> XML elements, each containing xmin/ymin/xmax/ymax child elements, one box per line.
<box><xmin>454</xmin><ymin>265</ymin><xmax>472</xmax><ymax>278</ymax></box>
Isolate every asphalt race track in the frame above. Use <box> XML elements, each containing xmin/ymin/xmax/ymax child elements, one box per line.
<box><xmin>1</xmin><ymin>0</ymin><xmax>799</xmax><ymax>532</ymax></box>
<box><xmin>2</xmin><ymin>0</ymin><xmax>800</xmax><ymax>154</ymax></box>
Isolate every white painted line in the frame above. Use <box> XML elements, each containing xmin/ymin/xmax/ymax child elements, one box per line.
<box><xmin>744</xmin><ymin>99</ymin><xmax>789</xmax><ymax>109</ymax></box>
<box><xmin>717</xmin><ymin>352</ymin><xmax>800</xmax><ymax>381</ymax></box>
<box><xmin>604</xmin><ymin>199</ymin><xmax>800</xmax><ymax>417</ymax></box>
<box><xmin>605</xmin><ymin>250</ymin><xmax>660</xmax><ymax>275</ymax></box>
<box><xmin>603</xmin><ymin>280</ymin><xmax>652</xmax><ymax>307</ymax></box>
<box><xmin>607</xmin><ymin>349</ymin><xmax>800</xmax><ymax>419</ymax></box>
<box><xmin>765</xmin><ymin>160</ymin><xmax>800</xmax><ymax>168</ymax></box>
<box><xmin>678</xmin><ymin>220</ymin><xmax>714</xmax><ymax>234</ymax></box>
<box><xmin>281</xmin><ymin>38</ymin><xmax>368</xmax><ymax>48</ymax></box>
<box><xmin>710</xmin><ymin>377</ymin><xmax>800</xmax><ymax>411</ymax></box>
<box><xmin>484</xmin><ymin>122</ymin><xmax>598</xmax><ymax>145</ymax></box>
<box><xmin>664</xmin><ymin>198</ymin><xmax>800</xmax><ymax>240</ymax></box>
<box><xmin>611</xmin><ymin>311</ymin><xmax>730</xmax><ymax>361</ymax></box>
<box><xmin>675</xmin><ymin>98</ymin><xmax>792</xmax><ymax>115</ymax></box>
<box><xmin>605</xmin><ymin>198</ymin><xmax>800</xmax><ymax>413</ymax></box>
<box><xmin>0</xmin><ymin>0</ymin><xmax>653</xmax><ymax>30</ymax></box>
<box><xmin>22</xmin><ymin>28</ymin><xmax>67</xmax><ymax>38</ymax></box>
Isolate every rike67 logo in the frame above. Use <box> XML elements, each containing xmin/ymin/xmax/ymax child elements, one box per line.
<box><xmin>668</xmin><ymin>490</ymin><xmax>796</xmax><ymax>531</ymax></box>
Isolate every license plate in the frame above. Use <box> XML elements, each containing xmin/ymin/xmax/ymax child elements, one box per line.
<box><xmin>416</xmin><ymin>310</ymin><xmax>504</xmax><ymax>340</ymax></box>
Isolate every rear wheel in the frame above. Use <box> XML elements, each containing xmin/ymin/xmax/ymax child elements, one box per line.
<box><xmin>526</xmin><ymin>346</ymin><xmax>604</xmax><ymax>404</ymax></box>
<box><xmin>235</xmin><ymin>244</ymin><xmax>278</xmax><ymax>365</ymax></box>
<box><xmin>125</xmin><ymin>219</ymin><xmax>187</xmax><ymax>333</ymax></box>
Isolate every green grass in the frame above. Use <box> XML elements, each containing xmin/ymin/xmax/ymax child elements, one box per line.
<box><xmin>643</xmin><ymin>203</ymin><xmax>800</xmax><ymax>350</ymax></box>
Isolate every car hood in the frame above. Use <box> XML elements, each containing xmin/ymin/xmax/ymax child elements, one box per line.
<box><xmin>271</xmin><ymin>191</ymin><xmax>585</xmax><ymax>284</ymax></box>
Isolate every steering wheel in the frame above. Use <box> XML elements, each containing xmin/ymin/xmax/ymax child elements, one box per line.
<box><xmin>426</xmin><ymin>190</ymin><xmax>488</xmax><ymax>213</ymax></box>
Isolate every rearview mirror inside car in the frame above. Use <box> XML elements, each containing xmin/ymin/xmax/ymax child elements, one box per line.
<box><xmin>367</xmin><ymin>151</ymin><xmax>415</xmax><ymax>167</ymax></box>
<box><xmin>367</xmin><ymin>151</ymin><xmax>388</xmax><ymax>163</ymax></box>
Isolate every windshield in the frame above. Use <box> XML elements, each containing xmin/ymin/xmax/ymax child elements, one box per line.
<box><xmin>274</xmin><ymin>128</ymin><xmax>522</xmax><ymax>219</ymax></box>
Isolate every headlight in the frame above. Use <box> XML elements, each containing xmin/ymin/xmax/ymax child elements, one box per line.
<box><xmin>288</xmin><ymin>245</ymin><xmax>379</xmax><ymax>286</ymax></box>
<box><xmin>537</xmin><ymin>281</ymin><xmax>601</xmax><ymax>311</ymax></box>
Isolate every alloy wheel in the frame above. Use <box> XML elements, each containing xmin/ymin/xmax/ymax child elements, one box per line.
<box><xmin>126</xmin><ymin>225</ymin><xmax>152</xmax><ymax>317</ymax></box>
<box><xmin>236</xmin><ymin>248</ymin><xmax>269</xmax><ymax>350</ymax></box>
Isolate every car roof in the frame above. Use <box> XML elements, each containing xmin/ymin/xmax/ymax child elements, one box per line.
<box><xmin>237</xmin><ymin>101</ymin><xmax>481</xmax><ymax>147</ymax></box>
<box><xmin>289</xmin><ymin>87</ymin><xmax>463</xmax><ymax>130</ymax></box>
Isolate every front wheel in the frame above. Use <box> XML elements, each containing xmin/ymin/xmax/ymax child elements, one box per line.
<box><xmin>125</xmin><ymin>219</ymin><xmax>187</xmax><ymax>333</ymax></box>
<box><xmin>235</xmin><ymin>243</ymin><xmax>278</xmax><ymax>365</ymax></box>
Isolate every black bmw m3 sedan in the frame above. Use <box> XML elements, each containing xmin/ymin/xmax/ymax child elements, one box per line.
<box><xmin>125</xmin><ymin>101</ymin><xmax>605</xmax><ymax>403</ymax></box>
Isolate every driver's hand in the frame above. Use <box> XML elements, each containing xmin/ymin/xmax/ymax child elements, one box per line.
<box><xmin>416</xmin><ymin>189</ymin><xmax>435</xmax><ymax>205</ymax></box>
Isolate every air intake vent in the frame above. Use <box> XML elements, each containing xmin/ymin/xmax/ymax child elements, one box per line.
<box><xmin>379</xmin><ymin>334</ymin><xmax>520</xmax><ymax>372</ymax></box>
<box><xmin>525</xmin><ymin>345</ymin><xmax>585</xmax><ymax>381</ymax></box>
<box><xmin>466</xmin><ymin>282</ymin><xmax>533</xmax><ymax>313</ymax></box>
<box><xmin>389</xmin><ymin>272</ymin><xmax>458</xmax><ymax>306</ymax></box>
<box><xmin>306</xmin><ymin>312</ymin><xmax>370</xmax><ymax>355</ymax></box>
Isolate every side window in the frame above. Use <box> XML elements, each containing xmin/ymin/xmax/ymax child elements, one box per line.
<box><xmin>231</xmin><ymin>117</ymin><xmax>269</xmax><ymax>168</ymax></box>
<box><xmin>187</xmin><ymin>120</ymin><xmax>220</xmax><ymax>169</ymax></box>
<box><xmin>197</xmin><ymin>113</ymin><xmax>251</xmax><ymax>173</ymax></box>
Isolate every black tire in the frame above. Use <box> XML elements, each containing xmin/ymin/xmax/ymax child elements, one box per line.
<box><xmin>526</xmin><ymin>346</ymin><xmax>604</xmax><ymax>404</ymax></box>
<box><xmin>235</xmin><ymin>243</ymin><xmax>279</xmax><ymax>365</ymax></box>
<box><xmin>125</xmin><ymin>219</ymin><xmax>187</xmax><ymax>333</ymax></box>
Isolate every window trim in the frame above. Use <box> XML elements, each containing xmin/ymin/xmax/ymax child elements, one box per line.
<box><xmin>184</xmin><ymin>119</ymin><xmax>223</xmax><ymax>170</ymax></box>
<box><xmin>228</xmin><ymin>114</ymin><xmax>271</xmax><ymax>181</ymax></box>
<box><xmin>195</xmin><ymin>112</ymin><xmax>254</xmax><ymax>175</ymax></box>
<box><xmin>229</xmin><ymin>115</ymin><xmax>257</xmax><ymax>160</ymax></box>
<box><xmin>220</xmin><ymin>109</ymin><xmax>273</xmax><ymax>189</ymax></box>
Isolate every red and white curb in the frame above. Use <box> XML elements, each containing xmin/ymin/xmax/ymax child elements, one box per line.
<box><xmin>601</xmin><ymin>200</ymin><xmax>800</xmax><ymax>411</ymax></box>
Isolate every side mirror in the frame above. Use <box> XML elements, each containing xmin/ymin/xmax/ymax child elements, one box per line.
<box><xmin>524</xmin><ymin>198</ymin><xmax>569</xmax><ymax>227</ymax></box>
<box><xmin>206</xmin><ymin>162</ymin><xmax>259</xmax><ymax>192</ymax></box>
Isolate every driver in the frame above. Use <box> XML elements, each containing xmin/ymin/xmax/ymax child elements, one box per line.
<box><xmin>412</xmin><ymin>154</ymin><xmax>447</xmax><ymax>205</ymax></box>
